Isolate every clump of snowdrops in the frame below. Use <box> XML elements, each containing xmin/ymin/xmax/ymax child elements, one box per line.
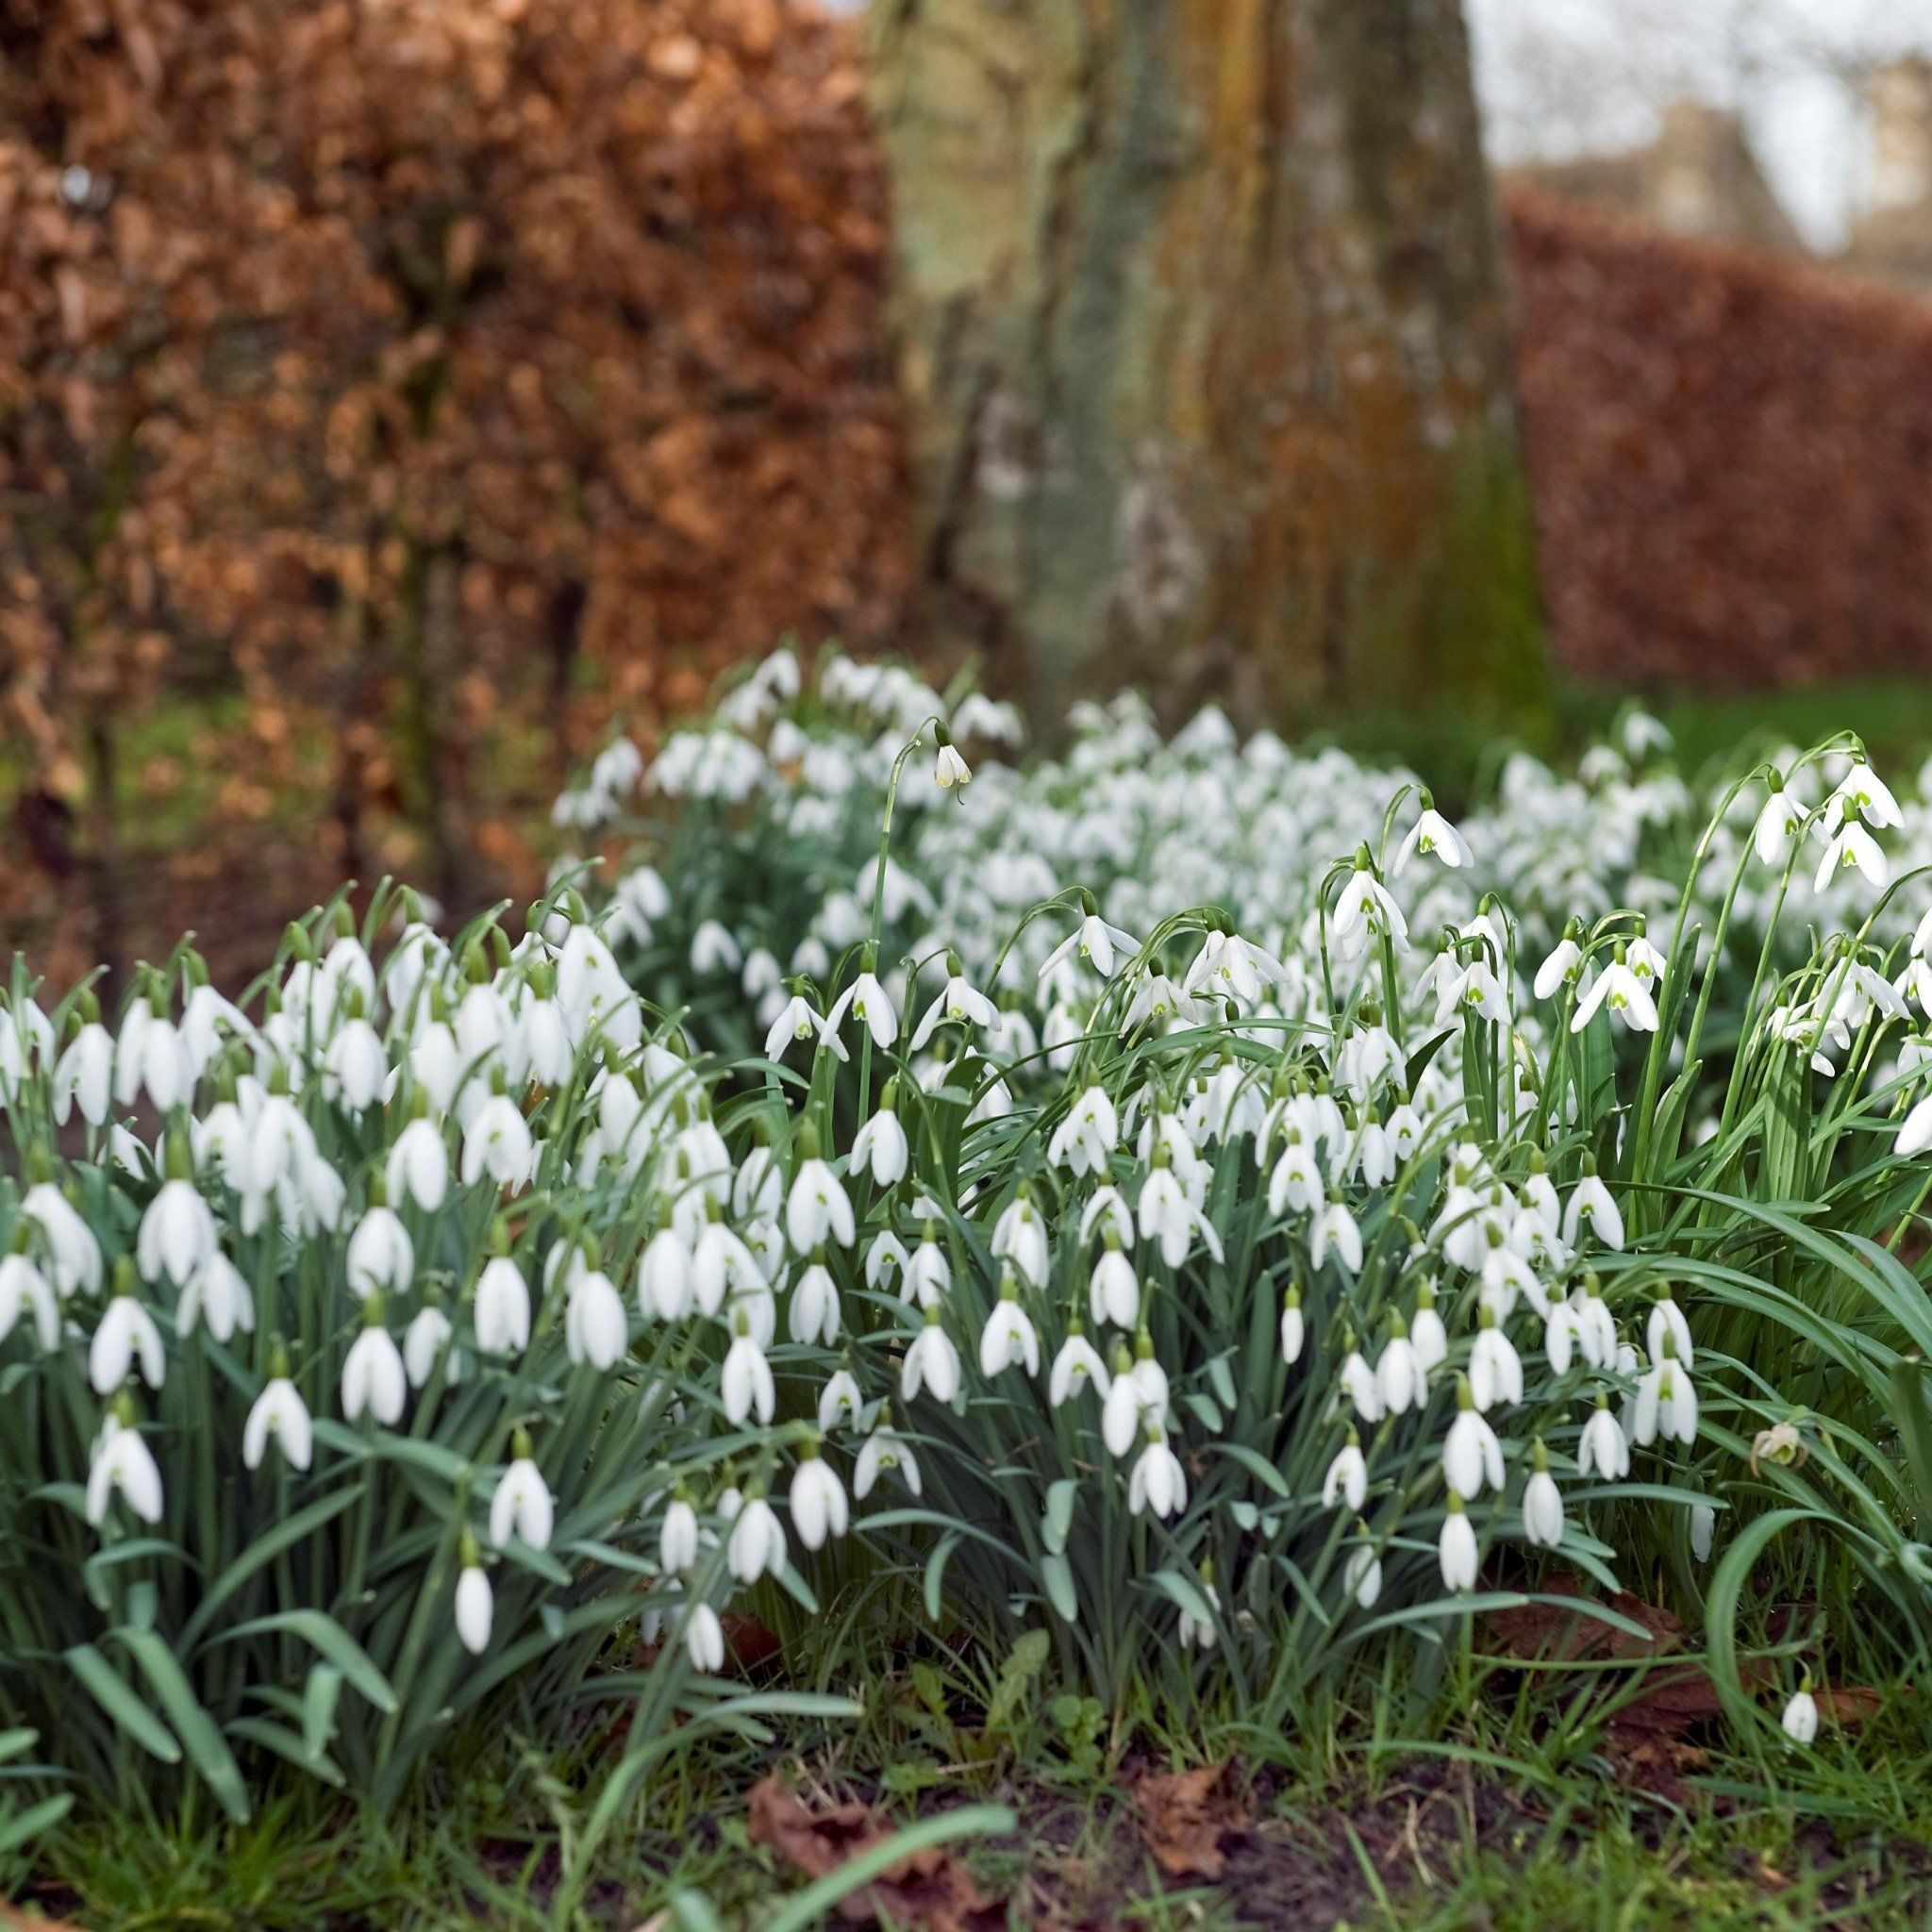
<box><xmin>0</xmin><ymin>885</ymin><xmax>853</xmax><ymax>1822</ymax></box>
<box><xmin>565</xmin><ymin>650</ymin><xmax>1932</xmax><ymax>1724</ymax></box>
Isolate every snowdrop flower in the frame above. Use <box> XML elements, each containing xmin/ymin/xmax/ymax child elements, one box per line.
<box><xmin>1814</xmin><ymin>820</ymin><xmax>1887</xmax><ymax>893</ymax></box>
<box><xmin>1576</xmin><ymin>1397</ymin><xmax>1630</xmax><ymax>1479</ymax></box>
<box><xmin>1081</xmin><ymin>1184</ymin><xmax>1135</xmax><ymax>1250</ymax></box>
<box><xmin>1049</xmin><ymin>1084</ymin><xmax>1119</xmax><ymax>1175</ymax></box>
<box><xmin>341</xmin><ymin>1307</ymin><xmax>408</xmax><ymax>1425</ymax></box>
<box><xmin>660</xmin><ymin>1493</ymin><xmax>700</xmax><ymax>1574</ymax></box>
<box><xmin>1089</xmin><ymin>1237</ymin><xmax>1140</xmax><ymax>1329</ymax></box>
<box><xmin>347</xmin><ymin>1201</ymin><xmax>414</xmax><ymax>1298</ymax></box>
<box><xmin>53</xmin><ymin>1019</ymin><xmax>114</xmax><ymax>1125</ymax></box>
<box><xmin>243</xmin><ymin>1365</ymin><xmax>313</xmax><ymax>1472</ymax></box>
<box><xmin>456</xmin><ymin>1545</ymin><xmax>494</xmax><ymax>1655</ymax></box>
<box><xmin>1443</xmin><ymin>1381</ymin><xmax>1505</xmax><ymax>1499</ymax></box>
<box><xmin>903</xmin><ymin>1230</ymin><xmax>952</xmax><ymax>1310</ymax></box>
<box><xmin>1041</xmin><ymin>906</ymin><xmax>1141</xmax><ymax>981</ymax></box>
<box><xmin>1646</xmin><ymin>1293</ymin><xmax>1694</xmax><ymax>1369</ymax></box>
<box><xmin>1690</xmin><ymin>1503</ymin><xmax>1716</xmax><ymax>1562</ymax></box>
<box><xmin>855</xmin><ymin>1425</ymin><xmax>922</xmax><ymax>1500</ymax></box>
<box><xmin>1571</xmin><ymin>948</ymin><xmax>1657</xmax><ymax>1035</ymax></box>
<box><xmin>138</xmin><ymin>1172</ymin><xmax>218</xmax><ymax>1287</ymax></box>
<box><xmin>491</xmin><ymin>1436</ymin><xmax>554</xmax><ymax>1550</ymax></box>
<box><xmin>1533</xmin><ymin>925</ymin><xmax>1585</xmax><ymax>1000</ymax></box>
<box><xmin>1396</xmin><ymin>795</ymin><xmax>1472</xmax><ymax>874</ymax></box>
<box><xmin>1753</xmin><ymin>775</ymin><xmax>1805</xmax><ymax>864</ymax></box>
<box><xmin>1826</xmin><ymin>760</ymin><xmax>1900</xmax><ymax>833</ymax></box>
<box><xmin>1562</xmin><ymin>1164</ymin><xmax>1624</xmax><ymax>1251</ymax></box>
<box><xmin>1323</xmin><ymin>1432</ymin><xmax>1368</xmax><ymax>1512</ymax></box>
<box><xmin>1781</xmin><ymin>1686</ymin><xmax>1819</xmax><ymax>1746</ymax></box>
<box><xmin>404</xmin><ymin>1303</ymin><xmax>456</xmax><ymax>1386</ymax></box>
<box><xmin>1632</xmin><ymin>1351</ymin><xmax>1697</xmax><ymax>1447</ymax></box>
<box><xmin>475</xmin><ymin>1251</ymin><xmax>532</xmax><ymax>1354</ymax></box>
<box><xmin>786</xmin><ymin>1129</ymin><xmax>856</xmax><ymax>1250</ymax></box>
<box><xmin>932</xmin><ymin>728</ymin><xmax>972</xmax><ymax>791</ymax></box>
<box><xmin>177</xmin><ymin>1251</ymin><xmax>254</xmax><ymax>1342</ymax></box>
<box><xmin>86</xmin><ymin>1406</ymin><xmax>164</xmax><ymax>1526</ymax></box>
<box><xmin>909</xmin><ymin>958</ymin><xmax>1001</xmax><ymax>1050</ymax></box>
<box><xmin>462</xmin><ymin>1091</ymin><xmax>536</xmax><ymax>1190</ymax></box>
<box><xmin>723</xmin><ymin>1317</ymin><xmax>776</xmax><ymax>1424</ymax></box>
<box><xmin>20</xmin><ymin>1183</ymin><xmax>102</xmax><ymax>1299</ymax></box>
<box><xmin>1522</xmin><ymin>1441</ymin><xmax>1564</xmax><ymax>1548</ymax></box>
<box><xmin>789</xmin><ymin>1256</ymin><xmax>841</xmax><ymax>1346</ymax></box>
<box><xmin>387</xmin><ymin>1113</ymin><xmax>449</xmax><ymax>1213</ymax></box>
<box><xmin>324</xmin><ymin>1011</ymin><xmax>387</xmax><ymax>1110</ymax></box>
<box><xmin>1375</xmin><ymin>1319</ymin><xmax>1424</xmax><ymax>1415</ymax></box>
<box><xmin>684</xmin><ymin>1602</ymin><xmax>725</xmax><ymax>1674</ymax></box>
<box><xmin>638</xmin><ymin>1224</ymin><xmax>695</xmax><ymax>1322</ymax></box>
<box><xmin>1311</xmin><ymin>1195</ymin><xmax>1363</xmax><ymax>1275</ymax></box>
<box><xmin>790</xmin><ymin>1442</ymin><xmax>849</xmax><ymax>1549</ymax></box>
<box><xmin>565</xmin><ymin>1262</ymin><xmax>627</xmax><ymax>1370</ymax></box>
<box><xmin>1127</xmin><ymin>1431</ymin><xmax>1188</xmax><ymax>1519</ymax></box>
<box><xmin>1177</xmin><ymin>1568</ymin><xmax>1221</xmax><ymax>1651</ymax></box>
<box><xmin>991</xmin><ymin>1190</ymin><xmax>1050</xmax><ymax>1288</ymax></box>
<box><xmin>1330</xmin><ymin>857</ymin><xmax>1408</xmax><ymax>959</ymax></box>
<box><xmin>978</xmin><ymin>1281</ymin><xmax>1040</xmax><ymax>1377</ymax></box>
<box><xmin>1410</xmin><ymin>1284</ymin><xmax>1446</xmax><ymax>1374</ymax></box>
<box><xmin>1439</xmin><ymin>1494</ymin><xmax>1479</xmax><ymax>1591</ymax></box>
<box><xmin>824</xmin><ymin>966</ymin><xmax>898</xmax><ymax>1049</ymax></box>
<box><xmin>764</xmin><ymin>992</ymin><xmax>846</xmax><ymax>1064</ymax></box>
<box><xmin>1137</xmin><ymin>1158</ymin><xmax>1195</xmax><ymax>1268</ymax></box>
<box><xmin>727</xmin><ymin>1490</ymin><xmax>788</xmax><ymax>1583</ymax></box>
<box><xmin>1340</xmin><ymin>1345</ymin><xmax>1385</xmax><ymax>1424</ymax></box>
<box><xmin>851</xmin><ymin>1091</ymin><xmax>909</xmax><ymax>1187</ymax></box>
<box><xmin>90</xmin><ymin>1288</ymin><xmax>166</xmax><ymax>1393</ymax></box>
<box><xmin>1049</xmin><ymin>1324</ymin><xmax>1110</xmax><ymax>1406</ymax></box>
<box><xmin>1469</xmin><ymin>1317</ymin><xmax>1523</xmax><ymax>1411</ymax></box>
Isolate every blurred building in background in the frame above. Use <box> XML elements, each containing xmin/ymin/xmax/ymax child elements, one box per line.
<box><xmin>1843</xmin><ymin>58</ymin><xmax>1932</xmax><ymax>291</ymax></box>
<box><xmin>1507</xmin><ymin>100</ymin><xmax>1802</xmax><ymax>254</ymax></box>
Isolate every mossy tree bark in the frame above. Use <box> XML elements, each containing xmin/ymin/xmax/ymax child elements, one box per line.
<box><xmin>867</xmin><ymin>0</ymin><xmax>1545</xmax><ymax>735</ymax></box>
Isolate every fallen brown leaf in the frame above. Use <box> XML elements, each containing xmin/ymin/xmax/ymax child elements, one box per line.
<box><xmin>1483</xmin><ymin>1574</ymin><xmax>1684</xmax><ymax>1664</ymax></box>
<box><xmin>1815</xmin><ymin>1685</ymin><xmax>1885</xmax><ymax>1729</ymax></box>
<box><xmin>1131</xmin><ymin>1760</ymin><xmax>1254</xmax><ymax>1879</ymax></box>
<box><xmin>746</xmin><ymin>1776</ymin><xmax>1006</xmax><ymax>1932</ymax></box>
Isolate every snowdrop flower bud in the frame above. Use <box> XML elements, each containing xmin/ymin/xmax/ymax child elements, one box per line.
<box><xmin>1440</xmin><ymin>1492</ymin><xmax>1479</xmax><ymax>1591</ymax></box>
<box><xmin>1279</xmin><ymin>1283</ymin><xmax>1305</xmax><ymax>1363</ymax></box>
<box><xmin>491</xmin><ymin>1431</ymin><xmax>554</xmax><ymax>1550</ymax></box>
<box><xmin>790</xmin><ymin>1441</ymin><xmax>849</xmax><ymax>1551</ymax></box>
<box><xmin>1343</xmin><ymin>1532</ymin><xmax>1382</xmax><ymax>1609</ymax></box>
<box><xmin>86</xmin><ymin>1400</ymin><xmax>164</xmax><ymax>1527</ymax></box>
<box><xmin>684</xmin><ymin>1602</ymin><xmax>726</xmax><ymax>1674</ymax></box>
<box><xmin>1522</xmin><ymin>1440</ymin><xmax>1564</xmax><ymax>1548</ymax></box>
<box><xmin>243</xmin><ymin>1352</ymin><xmax>313</xmax><ymax>1472</ymax></box>
<box><xmin>901</xmin><ymin>1307</ymin><xmax>962</xmax><ymax>1404</ymax></box>
<box><xmin>1690</xmin><ymin>1502</ymin><xmax>1716</xmax><ymax>1562</ymax></box>
<box><xmin>1576</xmin><ymin>1394</ymin><xmax>1629</xmax><ymax>1478</ymax></box>
<box><xmin>456</xmin><ymin>1538</ymin><xmax>493</xmax><ymax>1656</ymax></box>
<box><xmin>341</xmin><ymin>1299</ymin><xmax>408</xmax><ymax>1425</ymax></box>
<box><xmin>1048</xmin><ymin>1324</ymin><xmax>1109</xmax><ymax>1407</ymax></box>
<box><xmin>978</xmin><ymin>1276</ymin><xmax>1040</xmax><ymax>1377</ymax></box>
<box><xmin>1781</xmin><ymin>1685</ymin><xmax>1819</xmax><ymax>1746</ymax></box>
<box><xmin>1410</xmin><ymin>1282</ymin><xmax>1446</xmax><ymax>1374</ymax></box>
<box><xmin>855</xmin><ymin>1425</ymin><xmax>922</xmax><ymax>1500</ymax></box>
<box><xmin>1323</xmin><ymin>1430</ymin><xmax>1368</xmax><ymax>1512</ymax></box>
<box><xmin>1443</xmin><ymin>1378</ymin><xmax>1504</xmax><ymax>1500</ymax></box>
<box><xmin>660</xmin><ymin>1492</ymin><xmax>700</xmax><ymax>1574</ymax></box>
<box><xmin>1127</xmin><ymin>1430</ymin><xmax>1188</xmax><ymax>1519</ymax></box>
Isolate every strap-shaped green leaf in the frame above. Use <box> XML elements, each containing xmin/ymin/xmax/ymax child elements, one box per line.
<box><xmin>62</xmin><ymin>1643</ymin><xmax>180</xmax><ymax>1765</ymax></box>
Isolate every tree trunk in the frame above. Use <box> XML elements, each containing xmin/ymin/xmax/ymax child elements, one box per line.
<box><xmin>867</xmin><ymin>0</ymin><xmax>1544</xmax><ymax>734</ymax></box>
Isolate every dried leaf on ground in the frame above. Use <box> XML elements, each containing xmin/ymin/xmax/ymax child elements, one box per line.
<box><xmin>1131</xmin><ymin>1760</ymin><xmax>1254</xmax><ymax>1879</ymax></box>
<box><xmin>745</xmin><ymin>1776</ymin><xmax>1005</xmax><ymax>1932</ymax></box>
